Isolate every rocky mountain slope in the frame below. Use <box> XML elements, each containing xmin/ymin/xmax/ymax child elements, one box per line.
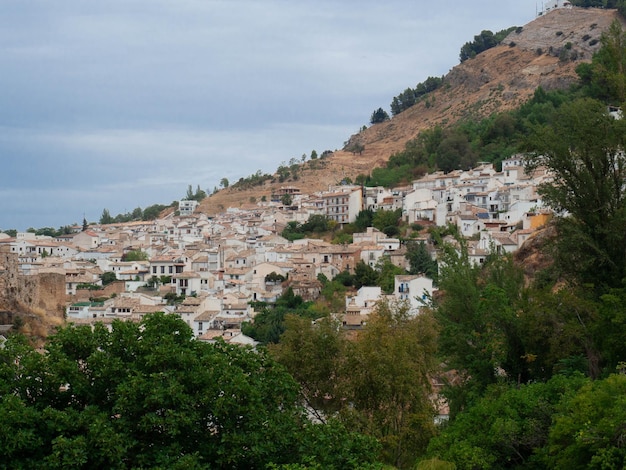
<box><xmin>199</xmin><ymin>7</ymin><xmax>622</xmax><ymax>215</ymax></box>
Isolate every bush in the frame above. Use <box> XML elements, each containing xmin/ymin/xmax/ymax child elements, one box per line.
<box><xmin>265</xmin><ymin>272</ymin><xmax>286</xmax><ymax>283</ymax></box>
<box><xmin>370</xmin><ymin>107</ymin><xmax>390</xmax><ymax>124</ymax></box>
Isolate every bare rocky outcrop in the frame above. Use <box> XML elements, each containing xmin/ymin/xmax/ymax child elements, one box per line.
<box><xmin>0</xmin><ymin>248</ymin><xmax>65</xmax><ymax>343</ymax></box>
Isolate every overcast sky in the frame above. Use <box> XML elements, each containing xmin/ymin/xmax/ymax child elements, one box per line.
<box><xmin>0</xmin><ymin>1</ymin><xmax>535</xmax><ymax>231</ymax></box>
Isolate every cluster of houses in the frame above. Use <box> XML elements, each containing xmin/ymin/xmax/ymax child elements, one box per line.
<box><xmin>0</xmin><ymin>155</ymin><xmax>552</xmax><ymax>343</ymax></box>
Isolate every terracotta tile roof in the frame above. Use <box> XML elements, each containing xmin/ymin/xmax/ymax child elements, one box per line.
<box><xmin>194</xmin><ymin>310</ymin><xmax>220</xmax><ymax>321</ymax></box>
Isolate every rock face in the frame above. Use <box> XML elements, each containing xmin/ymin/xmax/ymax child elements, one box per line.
<box><xmin>199</xmin><ymin>7</ymin><xmax>624</xmax><ymax>216</ymax></box>
<box><xmin>0</xmin><ymin>248</ymin><xmax>65</xmax><ymax>341</ymax></box>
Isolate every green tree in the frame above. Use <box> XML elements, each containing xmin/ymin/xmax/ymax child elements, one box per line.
<box><xmin>185</xmin><ymin>184</ymin><xmax>194</xmax><ymax>200</ymax></box>
<box><xmin>242</xmin><ymin>288</ymin><xmax>318</xmax><ymax>345</ymax></box>
<box><xmin>195</xmin><ymin>185</ymin><xmax>208</xmax><ymax>201</ymax></box>
<box><xmin>544</xmin><ymin>374</ymin><xmax>626</xmax><ymax>469</ymax></box>
<box><xmin>269</xmin><ymin>315</ymin><xmax>346</xmax><ymax>421</ymax></box>
<box><xmin>354</xmin><ymin>209</ymin><xmax>374</xmax><ymax>231</ymax></box>
<box><xmin>142</xmin><ymin>203</ymin><xmax>168</xmax><ymax>221</ymax></box>
<box><xmin>525</xmin><ymin>97</ymin><xmax>626</xmax><ymax>291</ymax></box>
<box><xmin>183</xmin><ymin>184</ymin><xmax>207</xmax><ymax>202</ymax></box>
<box><xmin>435</xmin><ymin>240</ymin><xmax>526</xmax><ymax>415</ymax></box>
<box><xmin>341</xmin><ymin>299</ymin><xmax>439</xmax><ymax>468</ymax></box>
<box><xmin>436</xmin><ymin>130</ymin><xmax>477</xmax><ymax>172</ymax></box>
<box><xmin>458</xmin><ymin>29</ymin><xmax>517</xmax><ymax>63</ymax></box>
<box><xmin>99</xmin><ymin>208</ymin><xmax>113</xmax><ymax>225</ymax></box>
<box><xmin>281</xmin><ymin>221</ymin><xmax>305</xmax><ymax>241</ymax></box>
<box><xmin>372</xmin><ymin>209</ymin><xmax>401</xmax><ymax>234</ymax></box>
<box><xmin>405</xmin><ymin>240</ymin><xmax>438</xmax><ymax>281</ymax></box>
<box><xmin>375</xmin><ymin>256</ymin><xmax>405</xmax><ymax>294</ymax></box>
<box><xmin>319</xmin><ymin>277</ymin><xmax>348</xmax><ymax>312</ymax></box>
<box><xmin>281</xmin><ymin>193</ymin><xmax>293</xmax><ymax>206</ymax></box>
<box><xmin>0</xmin><ymin>313</ymin><xmax>381</xmax><ymax>469</ymax></box>
<box><xmin>301</xmin><ymin>214</ymin><xmax>330</xmax><ymax>233</ymax></box>
<box><xmin>122</xmin><ymin>250</ymin><xmax>148</xmax><ymax>262</ymax></box>
<box><xmin>351</xmin><ymin>260</ymin><xmax>377</xmax><ymax>288</ymax></box>
<box><xmin>370</xmin><ymin>107</ymin><xmax>390</xmax><ymax>124</ymax></box>
<box><xmin>426</xmin><ymin>375</ymin><xmax>588</xmax><ymax>469</ymax></box>
<box><xmin>265</xmin><ymin>271</ymin><xmax>286</xmax><ymax>284</ymax></box>
<box><xmin>521</xmin><ymin>286</ymin><xmax>603</xmax><ymax>380</ymax></box>
<box><xmin>128</xmin><ymin>207</ymin><xmax>141</xmax><ymax>220</ymax></box>
<box><xmin>220</xmin><ymin>177</ymin><xmax>229</xmax><ymax>188</ymax></box>
<box><xmin>577</xmin><ymin>20</ymin><xmax>626</xmax><ymax>104</ymax></box>
<box><xmin>100</xmin><ymin>271</ymin><xmax>117</xmax><ymax>285</ymax></box>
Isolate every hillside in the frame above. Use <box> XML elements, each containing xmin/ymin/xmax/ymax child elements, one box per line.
<box><xmin>199</xmin><ymin>7</ymin><xmax>622</xmax><ymax>215</ymax></box>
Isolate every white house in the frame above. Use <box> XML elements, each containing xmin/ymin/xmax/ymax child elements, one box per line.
<box><xmin>394</xmin><ymin>275</ymin><xmax>435</xmax><ymax>315</ymax></box>
<box><xmin>321</xmin><ymin>186</ymin><xmax>363</xmax><ymax>225</ymax></box>
<box><xmin>178</xmin><ymin>199</ymin><xmax>199</xmax><ymax>216</ymax></box>
<box><xmin>404</xmin><ymin>188</ymin><xmax>438</xmax><ymax>224</ymax></box>
<box><xmin>345</xmin><ymin>286</ymin><xmax>382</xmax><ymax>315</ymax></box>
<box><xmin>173</xmin><ymin>271</ymin><xmax>203</xmax><ymax>296</ymax></box>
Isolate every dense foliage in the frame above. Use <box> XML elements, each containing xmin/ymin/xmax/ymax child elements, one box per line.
<box><xmin>242</xmin><ymin>288</ymin><xmax>320</xmax><ymax>344</ymax></box>
<box><xmin>271</xmin><ymin>300</ymin><xmax>439</xmax><ymax>469</ymax></box>
<box><xmin>390</xmin><ymin>76</ymin><xmax>444</xmax><ymax>116</ymax></box>
<box><xmin>524</xmin><ymin>97</ymin><xmax>626</xmax><ymax>290</ymax></box>
<box><xmin>0</xmin><ymin>313</ymin><xmax>382</xmax><ymax>469</ymax></box>
<box><xmin>459</xmin><ymin>27</ymin><xmax>518</xmax><ymax>62</ymax></box>
<box><xmin>99</xmin><ymin>202</ymin><xmax>174</xmax><ymax>225</ymax></box>
<box><xmin>269</xmin><ymin>24</ymin><xmax>626</xmax><ymax>468</ymax></box>
<box><xmin>281</xmin><ymin>214</ymin><xmax>333</xmax><ymax>241</ymax></box>
<box><xmin>569</xmin><ymin>0</ymin><xmax>626</xmax><ymax>15</ymax></box>
<box><xmin>230</xmin><ymin>170</ymin><xmax>273</xmax><ymax>191</ymax></box>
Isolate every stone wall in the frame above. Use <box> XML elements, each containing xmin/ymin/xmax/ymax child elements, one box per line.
<box><xmin>0</xmin><ymin>247</ymin><xmax>66</xmax><ymax>338</ymax></box>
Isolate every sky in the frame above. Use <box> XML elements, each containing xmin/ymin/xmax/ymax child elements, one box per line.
<box><xmin>0</xmin><ymin>1</ymin><xmax>535</xmax><ymax>231</ymax></box>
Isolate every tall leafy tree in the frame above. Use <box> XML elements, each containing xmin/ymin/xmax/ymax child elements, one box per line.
<box><xmin>545</xmin><ymin>374</ymin><xmax>626</xmax><ymax>469</ymax></box>
<box><xmin>521</xmin><ymin>286</ymin><xmax>603</xmax><ymax>380</ymax></box>
<box><xmin>341</xmin><ymin>299</ymin><xmax>439</xmax><ymax>468</ymax></box>
<box><xmin>425</xmin><ymin>375</ymin><xmax>588</xmax><ymax>469</ymax></box>
<box><xmin>525</xmin><ymin>97</ymin><xmax>626</xmax><ymax>291</ymax></box>
<box><xmin>269</xmin><ymin>315</ymin><xmax>346</xmax><ymax>421</ymax></box>
<box><xmin>405</xmin><ymin>240</ymin><xmax>438</xmax><ymax>281</ymax></box>
<box><xmin>577</xmin><ymin>20</ymin><xmax>626</xmax><ymax>104</ymax></box>
<box><xmin>435</xmin><ymin>239</ymin><xmax>526</xmax><ymax>415</ymax></box>
<box><xmin>375</xmin><ymin>256</ymin><xmax>406</xmax><ymax>294</ymax></box>
<box><xmin>99</xmin><ymin>208</ymin><xmax>113</xmax><ymax>225</ymax></box>
<box><xmin>354</xmin><ymin>260</ymin><xmax>379</xmax><ymax>288</ymax></box>
<box><xmin>372</xmin><ymin>208</ymin><xmax>401</xmax><ymax>234</ymax></box>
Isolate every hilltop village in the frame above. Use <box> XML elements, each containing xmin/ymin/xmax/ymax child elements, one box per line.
<box><xmin>0</xmin><ymin>154</ymin><xmax>551</xmax><ymax>343</ymax></box>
